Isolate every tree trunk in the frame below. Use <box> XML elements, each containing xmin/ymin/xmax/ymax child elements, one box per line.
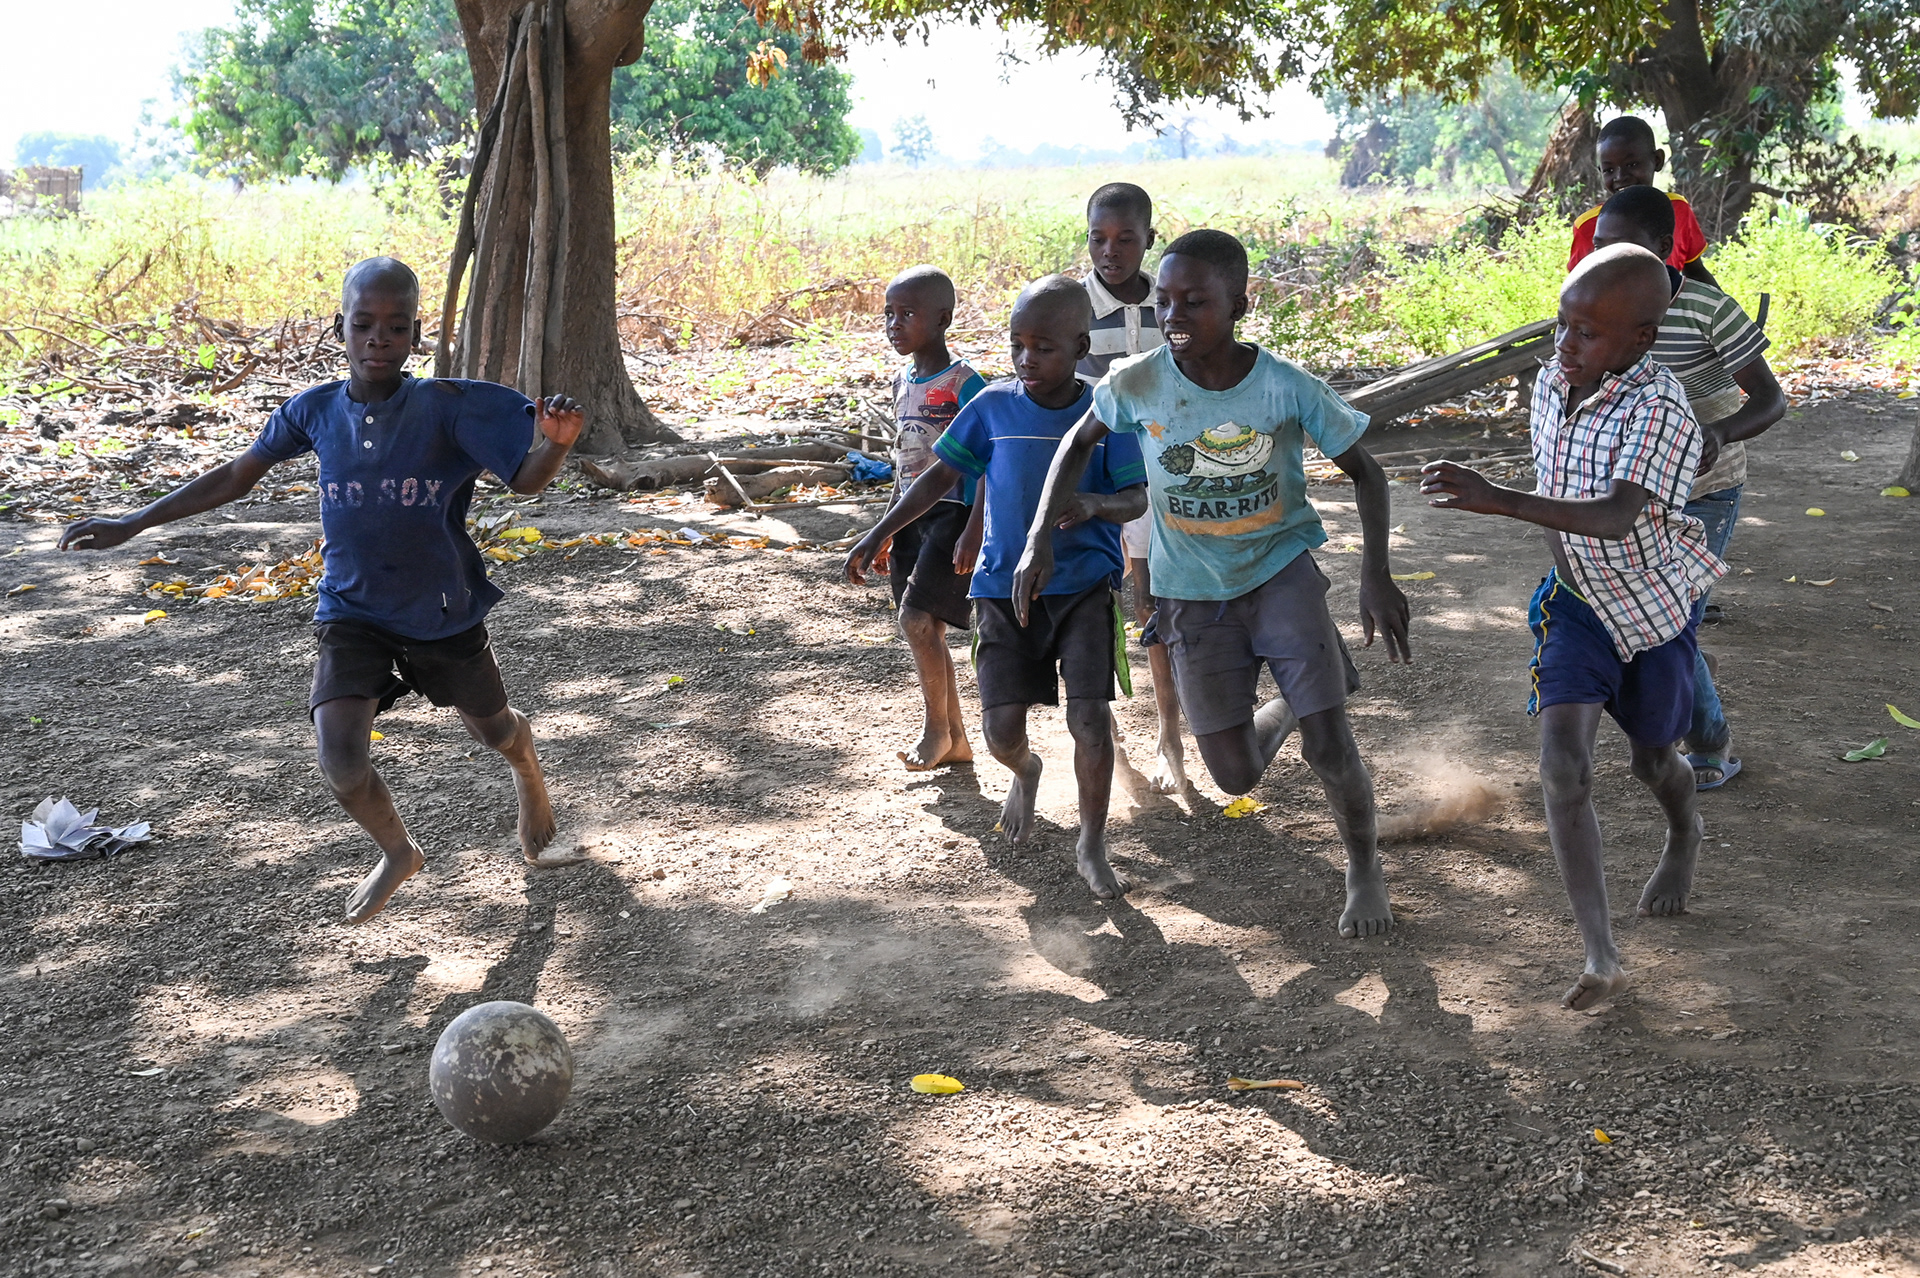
<box><xmin>445</xmin><ymin>0</ymin><xmax>679</xmax><ymax>454</ymax></box>
<box><xmin>1522</xmin><ymin>100</ymin><xmax>1600</xmax><ymax>221</ymax></box>
<box><xmin>1897</xmin><ymin>413</ymin><xmax>1920</xmax><ymax>492</ymax></box>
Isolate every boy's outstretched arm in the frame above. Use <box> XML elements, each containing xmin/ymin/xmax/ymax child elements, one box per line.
<box><xmin>1331</xmin><ymin>443</ymin><xmax>1412</xmax><ymax>663</ymax></box>
<box><xmin>845</xmin><ymin>459</ymin><xmax>967</xmax><ymax>584</ymax></box>
<box><xmin>508</xmin><ymin>395</ymin><xmax>584</xmax><ymax>494</ymax></box>
<box><xmin>1420</xmin><ymin>461</ymin><xmax>1650</xmax><ymax>539</ymax></box>
<box><xmin>1010</xmin><ymin>409</ymin><xmax>1108</xmax><ymax>625</ymax></box>
<box><xmin>60</xmin><ymin>452</ymin><xmax>276</xmax><ymax>552</ymax></box>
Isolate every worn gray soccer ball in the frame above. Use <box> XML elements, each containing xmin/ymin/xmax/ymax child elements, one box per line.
<box><xmin>429</xmin><ymin>1001</ymin><xmax>574</xmax><ymax>1144</ymax></box>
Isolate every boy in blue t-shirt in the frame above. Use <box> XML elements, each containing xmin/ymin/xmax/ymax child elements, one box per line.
<box><xmin>59</xmin><ymin>258</ymin><xmax>584</xmax><ymax>924</ymax></box>
<box><xmin>845</xmin><ymin>276</ymin><xmax>1147</xmax><ymax>899</ymax></box>
<box><xmin>1013</xmin><ymin>231</ymin><xmax>1411</xmax><ymax>939</ymax></box>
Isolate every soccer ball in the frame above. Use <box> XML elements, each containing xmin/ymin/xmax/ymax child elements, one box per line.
<box><xmin>429</xmin><ymin>1001</ymin><xmax>574</xmax><ymax>1144</ymax></box>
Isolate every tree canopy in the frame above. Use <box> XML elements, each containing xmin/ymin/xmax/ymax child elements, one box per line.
<box><xmin>610</xmin><ymin>0</ymin><xmax>860</xmax><ymax>176</ymax></box>
<box><xmin>176</xmin><ymin>0</ymin><xmax>861</xmax><ymax>183</ymax></box>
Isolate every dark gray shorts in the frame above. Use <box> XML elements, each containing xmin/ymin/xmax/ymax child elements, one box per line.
<box><xmin>1151</xmin><ymin>552</ymin><xmax>1359</xmax><ymax>736</ymax></box>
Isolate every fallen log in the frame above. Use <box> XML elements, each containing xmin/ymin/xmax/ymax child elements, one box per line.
<box><xmin>576</xmin><ymin>443</ymin><xmax>865</xmax><ymax>492</ymax></box>
<box><xmin>1345</xmin><ymin>318</ymin><xmax>1554</xmax><ymax>428</ymax></box>
<box><xmin>704</xmin><ymin>465</ymin><xmax>852</xmax><ymax>507</ymax></box>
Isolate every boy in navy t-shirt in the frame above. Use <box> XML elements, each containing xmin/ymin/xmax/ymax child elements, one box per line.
<box><xmin>845</xmin><ymin>276</ymin><xmax>1148</xmax><ymax>899</ymax></box>
<box><xmin>60</xmin><ymin>257</ymin><xmax>584</xmax><ymax>924</ymax></box>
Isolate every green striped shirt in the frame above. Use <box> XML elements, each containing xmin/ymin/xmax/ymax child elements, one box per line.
<box><xmin>1651</xmin><ymin>280</ymin><xmax>1769</xmax><ymax>495</ymax></box>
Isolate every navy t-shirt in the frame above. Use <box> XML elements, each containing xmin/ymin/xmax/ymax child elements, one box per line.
<box><xmin>932</xmin><ymin>380</ymin><xmax>1147</xmax><ymax>600</ymax></box>
<box><xmin>247</xmin><ymin>376</ymin><xmax>536</xmax><ymax>640</ymax></box>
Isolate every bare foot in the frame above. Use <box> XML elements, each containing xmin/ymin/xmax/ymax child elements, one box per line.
<box><xmin>514</xmin><ymin>762</ymin><xmax>559</xmax><ymax>864</ymax></box>
<box><xmin>1000</xmin><ymin>755</ymin><xmax>1043</xmax><ymax>844</ymax></box>
<box><xmin>1563</xmin><ymin>963</ymin><xmax>1631</xmax><ymax>1011</ymax></box>
<box><xmin>1076</xmin><ymin>831</ymin><xmax>1127</xmax><ymax>900</ymax></box>
<box><xmin>899</xmin><ymin>724</ymin><xmax>974</xmax><ymax>772</ymax></box>
<box><xmin>345</xmin><ymin>844</ymin><xmax>424</xmax><ymax>923</ymax></box>
<box><xmin>1637</xmin><ymin>812</ymin><xmax>1704</xmax><ymax>917</ymax></box>
<box><xmin>1147</xmin><ymin>736</ymin><xmax>1188</xmax><ymax>794</ymax></box>
<box><xmin>1338</xmin><ymin>861</ymin><xmax>1394</xmax><ymax>938</ymax></box>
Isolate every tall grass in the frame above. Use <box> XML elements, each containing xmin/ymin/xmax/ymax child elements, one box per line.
<box><xmin>0</xmin><ymin>159</ymin><xmax>1905</xmax><ymax>381</ymax></box>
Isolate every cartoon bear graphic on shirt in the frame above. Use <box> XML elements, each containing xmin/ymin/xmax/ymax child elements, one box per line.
<box><xmin>1157</xmin><ymin>421</ymin><xmax>1274</xmax><ymax>496</ymax></box>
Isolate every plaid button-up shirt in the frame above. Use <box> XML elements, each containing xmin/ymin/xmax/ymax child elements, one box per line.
<box><xmin>1530</xmin><ymin>355</ymin><xmax>1725</xmax><ymax>658</ymax></box>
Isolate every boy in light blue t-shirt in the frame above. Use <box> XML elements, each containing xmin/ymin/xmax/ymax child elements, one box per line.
<box><xmin>1013</xmin><ymin>230</ymin><xmax>1412</xmax><ymax>939</ymax></box>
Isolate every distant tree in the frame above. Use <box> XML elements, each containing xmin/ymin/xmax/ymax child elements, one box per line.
<box><xmin>891</xmin><ymin>115</ymin><xmax>934</xmax><ymax>167</ymax></box>
<box><xmin>176</xmin><ymin>0</ymin><xmax>472</xmax><ymax>181</ymax></box>
<box><xmin>855</xmin><ymin>128</ymin><xmax>884</xmax><ymax>164</ymax></box>
<box><xmin>609</xmin><ymin>0</ymin><xmax>858</xmax><ymax>176</ymax></box>
<box><xmin>13</xmin><ymin>133</ymin><xmax>124</xmax><ymax>186</ymax></box>
<box><xmin>1329</xmin><ymin>66</ymin><xmax>1559</xmax><ymax>190</ymax></box>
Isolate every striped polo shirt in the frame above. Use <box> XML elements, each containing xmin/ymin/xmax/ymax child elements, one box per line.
<box><xmin>1077</xmin><ymin>271</ymin><xmax>1164</xmax><ymax>382</ymax></box>
<box><xmin>1649</xmin><ymin>278</ymin><xmax>1770</xmax><ymax>495</ymax></box>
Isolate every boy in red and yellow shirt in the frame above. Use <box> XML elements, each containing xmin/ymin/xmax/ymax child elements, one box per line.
<box><xmin>1567</xmin><ymin>116</ymin><xmax>1718</xmax><ymax>287</ymax></box>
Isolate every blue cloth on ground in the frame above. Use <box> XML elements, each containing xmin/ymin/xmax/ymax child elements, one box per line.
<box><xmin>846</xmin><ymin>452</ymin><xmax>894</xmax><ymax>483</ymax></box>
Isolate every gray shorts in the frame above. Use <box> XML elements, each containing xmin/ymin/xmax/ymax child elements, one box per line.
<box><xmin>1151</xmin><ymin>552</ymin><xmax>1359</xmax><ymax>736</ymax></box>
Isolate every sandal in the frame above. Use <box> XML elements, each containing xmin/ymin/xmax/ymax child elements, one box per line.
<box><xmin>1687</xmin><ymin>753</ymin><xmax>1742</xmax><ymax>791</ymax></box>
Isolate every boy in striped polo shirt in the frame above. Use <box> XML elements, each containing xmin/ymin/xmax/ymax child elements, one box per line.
<box><xmin>1077</xmin><ymin>182</ymin><xmax>1187</xmax><ymax>794</ymax></box>
<box><xmin>1421</xmin><ymin>246</ymin><xmax>1725</xmax><ymax>1010</ymax></box>
<box><xmin>1592</xmin><ymin>184</ymin><xmax>1787</xmax><ymax>790</ymax></box>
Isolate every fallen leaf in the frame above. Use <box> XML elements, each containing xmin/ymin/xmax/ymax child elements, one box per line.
<box><xmin>1390</xmin><ymin>571</ymin><xmax>1436</xmax><ymax>581</ymax></box>
<box><xmin>369</xmin><ymin>730</ymin><xmax>384</xmax><ymax>742</ymax></box>
<box><xmin>1884</xmin><ymin>487</ymin><xmax>1912</xmax><ymax>498</ymax></box>
<box><xmin>1593</xmin><ymin>1128</ymin><xmax>1612</xmax><ymax>1144</ymax></box>
<box><xmin>748</xmin><ymin>877</ymin><xmax>792</xmax><ymax>914</ymax></box>
<box><xmin>1843</xmin><ymin>738</ymin><xmax>1889</xmax><ymax>762</ymax></box>
<box><xmin>1784</xmin><ymin>575</ymin><xmax>1798</xmax><ymax>583</ymax></box>
<box><xmin>1805</xmin><ymin>508</ymin><xmax>1826</xmax><ymax>517</ymax></box>
<box><xmin>1889</xmin><ymin>705</ymin><xmax>1920</xmax><ymax>730</ymax></box>
<box><xmin>1869</xmin><ymin>601</ymin><xmax>1895</xmax><ymax>613</ymax></box>
<box><xmin>128</xmin><ymin>1067</ymin><xmax>167</xmax><ymax>1078</ymax></box>
<box><xmin>910</xmin><ymin>1073</ymin><xmax>965</xmax><ymax>1095</ymax></box>
<box><xmin>141</xmin><ymin>609</ymin><xmax>166</xmax><ymax>624</ymax></box>
<box><xmin>1805</xmin><ymin>578</ymin><xmax>1837</xmax><ymax>587</ymax></box>
<box><xmin>137</xmin><ymin>554</ymin><xmax>179</xmax><ymax>566</ymax></box>
<box><xmin>7</xmin><ymin>583</ymin><xmax>36</xmax><ymax>596</ymax></box>
<box><xmin>666</xmin><ymin>675</ymin><xmax>685</xmax><ymax>686</ymax></box>
<box><xmin>1226</xmin><ymin>1076</ymin><xmax>1306</xmax><ymax>1091</ymax></box>
<box><xmin>1222</xmin><ymin>797</ymin><xmax>1266</xmax><ymax>819</ymax></box>
<box><xmin>1841</xmin><ymin>450</ymin><xmax>1859</xmax><ymax>462</ymax></box>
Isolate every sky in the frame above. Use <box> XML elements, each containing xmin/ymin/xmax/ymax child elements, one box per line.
<box><xmin>0</xmin><ymin>1</ymin><xmax>1333</xmax><ymax>167</ymax></box>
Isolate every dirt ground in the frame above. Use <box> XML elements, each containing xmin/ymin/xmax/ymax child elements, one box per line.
<box><xmin>1</xmin><ymin>391</ymin><xmax>1917</xmax><ymax>1278</ymax></box>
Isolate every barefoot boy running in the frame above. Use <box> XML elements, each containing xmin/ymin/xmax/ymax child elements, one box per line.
<box><xmin>880</xmin><ymin>265</ymin><xmax>987</xmax><ymax>772</ymax></box>
<box><xmin>1078</xmin><ymin>181</ymin><xmax>1186</xmax><ymax>795</ymax></box>
<box><xmin>59</xmin><ymin>257</ymin><xmax>581</xmax><ymax>923</ymax></box>
<box><xmin>847</xmin><ymin>276</ymin><xmax>1148</xmax><ymax>898</ymax></box>
<box><xmin>1015</xmin><ymin>230</ymin><xmax>1410</xmax><ymax>938</ymax></box>
<box><xmin>1420</xmin><ymin>245</ymin><xmax>1725</xmax><ymax>1009</ymax></box>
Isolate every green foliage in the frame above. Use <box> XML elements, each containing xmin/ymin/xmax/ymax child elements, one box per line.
<box><xmin>610</xmin><ymin>0</ymin><xmax>859</xmax><ymax>176</ymax></box>
<box><xmin>1707</xmin><ymin>204</ymin><xmax>1899</xmax><ymax>356</ymax></box>
<box><xmin>1376</xmin><ymin>217</ymin><xmax>1567</xmax><ymax>356</ymax></box>
<box><xmin>176</xmin><ymin>0</ymin><xmax>472</xmax><ymax>182</ymax></box>
<box><xmin>14</xmin><ymin>133</ymin><xmax>124</xmax><ymax>187</ymax></box>
<box><xmin>1328</xmin><ymin>65</ymin><xmax>1559</xmax><ymax>189</ymax></box>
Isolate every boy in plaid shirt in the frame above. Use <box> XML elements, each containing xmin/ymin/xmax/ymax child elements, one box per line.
<box><xmin>1420</xmin><ymin>245</ymin><xmax>1724</xmax><ymax>1010</ymax></box>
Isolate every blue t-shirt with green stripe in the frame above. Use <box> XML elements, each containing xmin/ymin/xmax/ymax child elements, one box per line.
<box><xmin>932</xmin><ymin>380</ymin><xmax>1147</xmax><ymax>600</ymax></box>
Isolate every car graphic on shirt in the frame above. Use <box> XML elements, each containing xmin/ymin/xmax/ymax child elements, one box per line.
<box><xmin>1157</xmin><ymin>421</ymin><xmax>1275</xmax><ymax>496</ymax></box>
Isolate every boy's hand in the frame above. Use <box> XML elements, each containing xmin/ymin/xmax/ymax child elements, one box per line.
<box><xmin>60</xmin><ymin>516</ymin><xmax>137</xmax><ymax>552</ymax></box>
<box><xmin>952</xmin><ymin>521</ymin><xmax>981</xmax><ymax>575</ymax></box>
<box><xmin>844</xmin><ymin>532</ymin><xmax>887</xmax><ymax>585</ymax></box>
<box><xmin>1010</xmin><ymin>540</ymin><xmax>1054</xmax><ymax>626</ymax></box>
<box><xmin>1053</xmin><ymin>493</ymin><xmax>1101</xmax><ymax>530</ymax></box>
<box><xmin>1359</xmin><ymin>570</ymin><xmax>1413</xmax><ymax>663</ymax></box>
<box><xmin>535</xmin><ymin>395</ymin><xmax>584</xmax><ymax>447</ymax></box>
<box><xmin>1419</xmin><ymin>460</ymin><xmax>1509</xmax><ymax>515</ymax></box>
<box><xmin>1695</xmin><ymin>428</ymin><xmax>1721</xmax><ymax>477</ymax></box>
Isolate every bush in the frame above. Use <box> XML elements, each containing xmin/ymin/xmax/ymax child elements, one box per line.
<box><xmin>1705</xmin><ymin>203</ymin><xmax>1900</xmax><ymax>355</ymax></box>
<box><xmin>1375</xmin><ymin>216</ymin><xmax>1566</xmax><ymax>356</ymax></box>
